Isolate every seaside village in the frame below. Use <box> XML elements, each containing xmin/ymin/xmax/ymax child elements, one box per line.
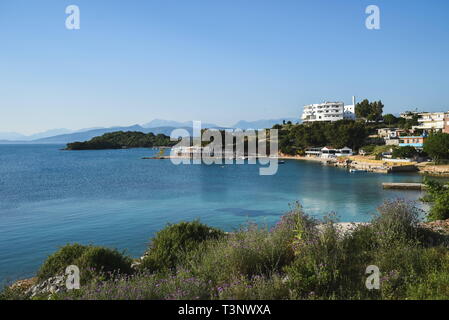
<box><xmin>301</xmin><ymin>97</ymin><xmax>449</xmax><ymax>174</ymax></box>
<box><xmin>169</xmin><ymin>96</ymin><xmax>449</xmax><ymax>175</ymax></box>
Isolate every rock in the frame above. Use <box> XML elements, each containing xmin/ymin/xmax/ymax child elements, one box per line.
<box><xmin>9</xmin><ymin>277</ymin><xmax>37</xmax><ymax>292</ymax></box>
<box><xmin>26</xmin><ymin>275</ymin><xmax>68</xmax><ymax>298</ymax></box>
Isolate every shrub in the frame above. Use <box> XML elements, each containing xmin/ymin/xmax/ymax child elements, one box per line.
<box><xmin>37</xmin><ymin>244</ymin><xmax>132</xmax><ymax>284</ymax></box>
<box><xmin>285</xmin><ymin>220</ymin><xmax>373</xmax><ymax>299</ymax></box>
<box><xmin>188</xmin><ymin>226</ymin><xmax>294</xmax><ymax>286</ymax></box>
<box><xmin>423</xmin><ymin>132</ymin><xmax>449</xmax><ymax>164</ymax></box>
<box><xmin>371</xmin><ymin>200</ymin><xmax>421</xmax><ymax>248</ymax></box>
<box><xmin>429</xmin><ymin>192</ymin><xmax>449</xmax><ymax>221</ymax></box>
<box><xmin>140</xmin><ymin>221</ymin><xmax>225</xmax><ymax>272</ymax></box>
<box><xmin>407</xmin><ymin>271</ymin><xmax>449</xmax><ymax>299</ymax></box>
<box><xmin>74</xmin><ymin>246</ymin><xmax>133</xmax><ymax>282</ymax></box>
<box><xmin>37</xmin><ymin>244</ymin><xmax>88</xmax><ymax>281</ymax></box>
<box><xmin>422</xmin><ymin>179</ymin><xmax>449</xmax><ymax>221</ymax></box>
<box><xmin>187</xmin><ymin>206</ymin><xmax>309</xmax><ymax>285</ymax></box>
<box><xmin>359</xmin><ymin>145</ymin><xmax>377</xmax><ymax>155</ymax></box>
<box><xmin>392</xmin><ymin>146</ymin><xmax>418</xmax><ymax>159</ymax></box>
<box><xmin>0</xmin><ymin>287</ymin><xmax>29</xmax><ymax>300</ymax></box>
<box><xmin>215</xmin><ymin>274</ymin><xmax>290</xmax><ymax>300</ymax></box>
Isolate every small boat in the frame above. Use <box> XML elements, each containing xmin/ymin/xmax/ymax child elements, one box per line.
<box><xmin>278</xmin><ymin>160</ymin><xmax>285</xmax><ymax>164</ymax></box>
<box><xmin>349</xmin><ymin>168</ymin><xmax>366</xmax><ymax>173</ymax></box>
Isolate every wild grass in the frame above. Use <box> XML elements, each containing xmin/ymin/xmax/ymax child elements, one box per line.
<box><xmin>3</xmin><ymin>200</ymin><xmax>449</xmax><ymax>300</ymax></box>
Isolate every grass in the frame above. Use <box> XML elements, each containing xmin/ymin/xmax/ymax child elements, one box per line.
<box><xmin>2</xmin><ymin>200</ymin><xmax>449</xmax><ymax>300</ymax></box>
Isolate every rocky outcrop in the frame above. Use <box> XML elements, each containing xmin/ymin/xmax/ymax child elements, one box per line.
<box><xmin>26</xmin><ymin>275</ymin><xmax>67</xmax><ymax>298</ymax></box>
<box><xmin>421</xmin><ymin>219</ymin><xmax>449</xmax><ymax>234</ymax></box>
<box><xmin>418</xmin><ymin>164</ymin><xmax>449</xmax><ymax>177</ymax></box>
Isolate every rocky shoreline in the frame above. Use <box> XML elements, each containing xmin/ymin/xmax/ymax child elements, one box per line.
<box><xmin>279</xmin><ymin>154</ymin><xmax>449</xmax><ymax>176</ymax></box>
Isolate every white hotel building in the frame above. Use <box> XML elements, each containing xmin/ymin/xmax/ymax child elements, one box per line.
<box><xmin>301</xmin><ymin>96</ymin><xmax>356</xmax><ymax>123</ymax></box>
<box><xmin>412</xmin><ymin>112</ymin><xmax>446</xmax><ymax>131</ymax></box>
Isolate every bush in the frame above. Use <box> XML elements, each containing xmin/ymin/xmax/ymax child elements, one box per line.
<box><xmin>371</xmin><ymin>200</ymin><xmax>421</xmax><ymax>248</ymax></box>
<box><xmin>285</xmin><ymin>220</ymin><xmax>374</xmax><ymax>299</ymax></box>
<box><xmin>423</xmin><ymin>132</ymin><xmax>449</xmax><ymax>164</ymax></box>
<box><xmin>216</xmin><ymin>274</ymin><xmax>290</xmax><ymax>300</ymax></box>
<box><xmin>74</xmin><ymin>246</ymin><xmax>133</xmax><ymax>282</ymax></box>
<box><xmin>187</xmin><ymin>226</ymin><xmax>295</xmax><ymax>286</ymax></box>
<box><xmin>37</xmin><ymin>244</ymin><xmax>88</xmax><ymax>281</ymax></box>
<box><xmin>359</xmin><ymin>145</ymin><xmax>377</xmax><ymax>155</ymax></box>
<box><xmin>429</xmin><ymin>192</ymin><xmax>449</xmax><ymax>221</ymax></box>
<box><xmin>37</xmin><ymin>244</ymin><xmax>132</xmax><ymax>284</ymax></box>
<box><xmin>187</xmin><ymin>205</ymin><xmax>307</xmax><ymax>285</ymax></box>
<box><xmin>140</xmin><ymin>221</ymin><xmax>225</xmax><ymax>272</ymax></box>
<box><xmin>392</xmin><ymin>146</ymin><xmax>418</xmax><ymax>159</ymax></box>
<box><xmin>0</xmin><ymin>287</ymin><xmax>29</xmax><ymax>300</ymax></box>
<box><xmin>422</xmin><ymin>179</ymin><xmax>449</xmax><ymax>221</ymax></box>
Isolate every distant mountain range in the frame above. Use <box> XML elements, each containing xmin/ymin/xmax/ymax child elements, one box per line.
<box><xmin>143</xmin><ymin>119</ymin><xmax>221</xmax><ymax>129</ymax></box>
<box><xmin>143</xmin><ymin>118</ymin><xmax>299</xmax><ymax>130</ymax></box>
<box><xmin>0</xmin><ymin>117</ymin><xmax>299</xmax><ymax>144</ymax></box>
<box><xmin>231</xmin><ymin>118</ymin><xmax>299</xmax><ymax>130</ymax></box>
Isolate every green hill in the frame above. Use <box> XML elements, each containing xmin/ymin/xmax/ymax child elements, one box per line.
<box><xmin>66</xmin><ymin>131</ymin><xmax>176</xmax><ymax>150</ymax></box>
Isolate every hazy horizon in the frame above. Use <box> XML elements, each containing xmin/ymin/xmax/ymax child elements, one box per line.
<box><xmin>1</xmin><ymin>0</ymin><xmax>449</xmax><ymax>135</ymax></box>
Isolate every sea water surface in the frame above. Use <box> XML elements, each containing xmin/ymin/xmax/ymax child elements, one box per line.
<box><xmin>0</xmin><ymin>144</ymin><xmax>427</xmax><ymax>284</ymax></box>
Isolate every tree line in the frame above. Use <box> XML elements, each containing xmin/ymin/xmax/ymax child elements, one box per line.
<box><xmin>275</xmin><ymin>120</ymin><xmax>368</xmax><ymax>155</ymax></box>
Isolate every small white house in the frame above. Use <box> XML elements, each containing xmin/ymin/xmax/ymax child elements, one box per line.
<box><xmin>305</xmin><ymin>147</ymin><xmax>353</xmax><ymax>158</ymax></box>
<box><xmin>305</xmin><ymin>147</ymin><xmax>323</xmax><ymax>157</ymax></box>
<box><xmin>320</xmin><ymin>147</ymin><xmax>353</xmax><ymax>158</ymax></box>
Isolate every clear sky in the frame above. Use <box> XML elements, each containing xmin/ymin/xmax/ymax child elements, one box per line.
<box><xmin>1</xmin><ymin>0</ymin><xmax>449</xmax><ymax>134</ymax></box>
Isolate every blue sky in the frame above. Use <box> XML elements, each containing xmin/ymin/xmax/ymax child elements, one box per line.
<box><xmin>1</xmin><ymin>0</ymin><xmax>449</xmax><ymax>134</ymax></box>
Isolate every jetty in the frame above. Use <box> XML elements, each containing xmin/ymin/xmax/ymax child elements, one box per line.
<box><xmin>382</xmin><ymin>183</ymin><xmax>425</xmax><ymax>190</ymax></box>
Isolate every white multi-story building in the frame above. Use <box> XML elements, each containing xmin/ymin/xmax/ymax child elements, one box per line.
<box><xmin>413</xmin><ymin>112</ymin><xmax>446</xmax><ymax>131</ymax></box>
<box><xmin>301</xmin><ymin>96</ymin><xmax>356</xmax><ymax>123</ymax></box>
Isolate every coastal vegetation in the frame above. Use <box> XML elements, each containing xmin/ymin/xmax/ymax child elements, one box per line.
<box><xmin>276</xmin><ymin>120</ymin><xmax>368</xmax><ymax>155</ymax></box>
<box><xmin>377</xmin><ymin>112</ymin><xmax>420</xmax><ymax>130</ymax></box>
<box><xmin>65</xmin><ymin>131</ymin><xmax>176</xmax><ymax>150</ymax></box>
<box><xmin>3</xmin><ymin>200</ymin><xmax>449</xmax><ymax>300</ymax></box>
<box><xmin>423</xmin><ymin>133</ymin><xmax>449</xmax><ymax>164</ymax></box>
<box><xmin>355</xmin><ymin>99</ymin><xmax>384</xmax><ymax>122</ymax></box>
<box><xmin>423</xmin><ymin>179</ymin><xmax>449</xmax><ymax>221</ymax></box>
<box><xmin>392</xmin><ymin>146</ymin><xmax>420</xmax><ymax>159</ymax></box>
<box><xmin>37</xmin><ymin>244</ymin><xmax>133</xmax><ymax>284</ymax></box>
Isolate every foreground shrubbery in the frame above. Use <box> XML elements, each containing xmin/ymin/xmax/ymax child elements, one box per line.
<box><xmin>423</xmin><ymin>179</ymin><xmax>449</xmax><ymax>221</ymax></box>
<box><xmin>140</xmin><ymin>220</ymin><xmax>225</xmax><ymax>272</ymax></box>
<box><xmin>2</xmin><ymin>200</ymin><xmax>449</xmax><ymax>300</ymax></box>
<box><xmin>38</xmin><ymin>244</ymin><xmax>133</xmax><ymax>284</ymax></box>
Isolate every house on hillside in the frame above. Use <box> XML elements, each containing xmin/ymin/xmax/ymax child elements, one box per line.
<box><xmin>399</xmin><ymin>135</ymin><xmax>428</xmax><ymax>149</ymax></box>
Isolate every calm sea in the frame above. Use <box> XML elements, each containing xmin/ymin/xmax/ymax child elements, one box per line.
<box><xmin>0</xmin><ymin>144</ymin><xmax>427</xmax><ymax>284</ymax></box>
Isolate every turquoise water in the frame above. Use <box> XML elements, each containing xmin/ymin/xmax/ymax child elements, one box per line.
<box><xmin>0</xmin><ymin>144</ymin><xmax>426</xmax><ymax>284</ymax></box>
